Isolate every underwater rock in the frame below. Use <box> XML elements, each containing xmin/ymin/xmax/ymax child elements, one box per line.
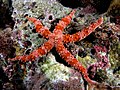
<box><xmin>0</xmin><ymin>28</ymin><xmax>15</xmax><ymax>58</ymax></box>
<box><xmin>107</xmin><ymin>0</ymin><xmax>120</xmax><ymax>17</ymax></box>
<box><xmin>25</xmin><ymin>53</ymin><xmax>84</xmax><ymax>90</ymax></box>
<box><xmin>8</xmin><ymin>0</ymin><xmax>120</xmax><ymax>89</ymax></box>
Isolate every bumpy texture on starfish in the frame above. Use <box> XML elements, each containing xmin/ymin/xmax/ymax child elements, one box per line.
<box><xmin>9</xmin><ymin>10</ymin><xmax>103</xmax><ymax>84</ymax></box>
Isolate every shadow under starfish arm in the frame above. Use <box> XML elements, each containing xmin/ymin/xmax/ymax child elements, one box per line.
<box><xmin>63</xmin><ymin>17</ymin><xmax>103</xmax><ymax>43</ymax></box>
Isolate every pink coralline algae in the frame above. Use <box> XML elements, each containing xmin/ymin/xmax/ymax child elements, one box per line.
<box><xmin>94</xmin><ymin>45</ymin><xmax>110</xmax><ymax>69</ymax></box>
<box><xmin>9</xmin><ymin>10</ymin><xmax>103</xmax><ymax>84</ymax></box>
<box><xmin>88</xmin><ymin>45</ymin><xmax>110</xmax><ymax>79</ymax></box>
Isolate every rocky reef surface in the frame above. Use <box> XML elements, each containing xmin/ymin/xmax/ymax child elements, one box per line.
<box><xmin>0</xmin><ymin>0</ymin><xmax>120</xmax><ymax>90</ymax></box>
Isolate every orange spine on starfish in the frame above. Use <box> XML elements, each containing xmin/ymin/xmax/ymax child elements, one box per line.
<box><xmin>63</xmin><ymin>17</ymin><xmax>103</xmax><ymax>43</ymax></box>
<box><xmin>9</xmin><ymin>38</ymin><xmax>54</xmax><ymax>62</ymax></box>
<box><xmin>26</xmin><ymin>16</ymin><xmax>52</xmax><ymax>38</ymax></box>
<box><xmin>55</xmin><ymin>40</ymin><xmax>98</xmax><ymax>84</ymax></box>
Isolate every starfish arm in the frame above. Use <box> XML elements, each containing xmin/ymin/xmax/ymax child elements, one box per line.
<box><xmin>63</xmin><ymin>17</ymin><xmax>103</xmax><ymax>43</ymax></box>
<box><xmin>31</xmin><ymin>38</ymin><xmax>54</xmax><ymax>57</ymax></box>
<box><xmin>53</xmin><ymin>10</ymin><xmax>76</xmax><ymax>34</ymax></box>
<box><xmin>9</xmin><ymin>38</ymin><xmax>54</xmax><ymax>62</ymax></box>
<box><xmin>26</xmin><ymin>17</ymin><xmax>52</xmax><ymax>38</ymax></box>
<box><xmin>55</xmin><ymin>40</ymin><xmax>98</xmax><ymax>84</ymax></box>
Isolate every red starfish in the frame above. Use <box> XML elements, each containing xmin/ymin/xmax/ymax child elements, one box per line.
<box><xmin>9</xmin><ymin>10</ymin><xmax>103</xmax><ymax>84</ymax></box>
